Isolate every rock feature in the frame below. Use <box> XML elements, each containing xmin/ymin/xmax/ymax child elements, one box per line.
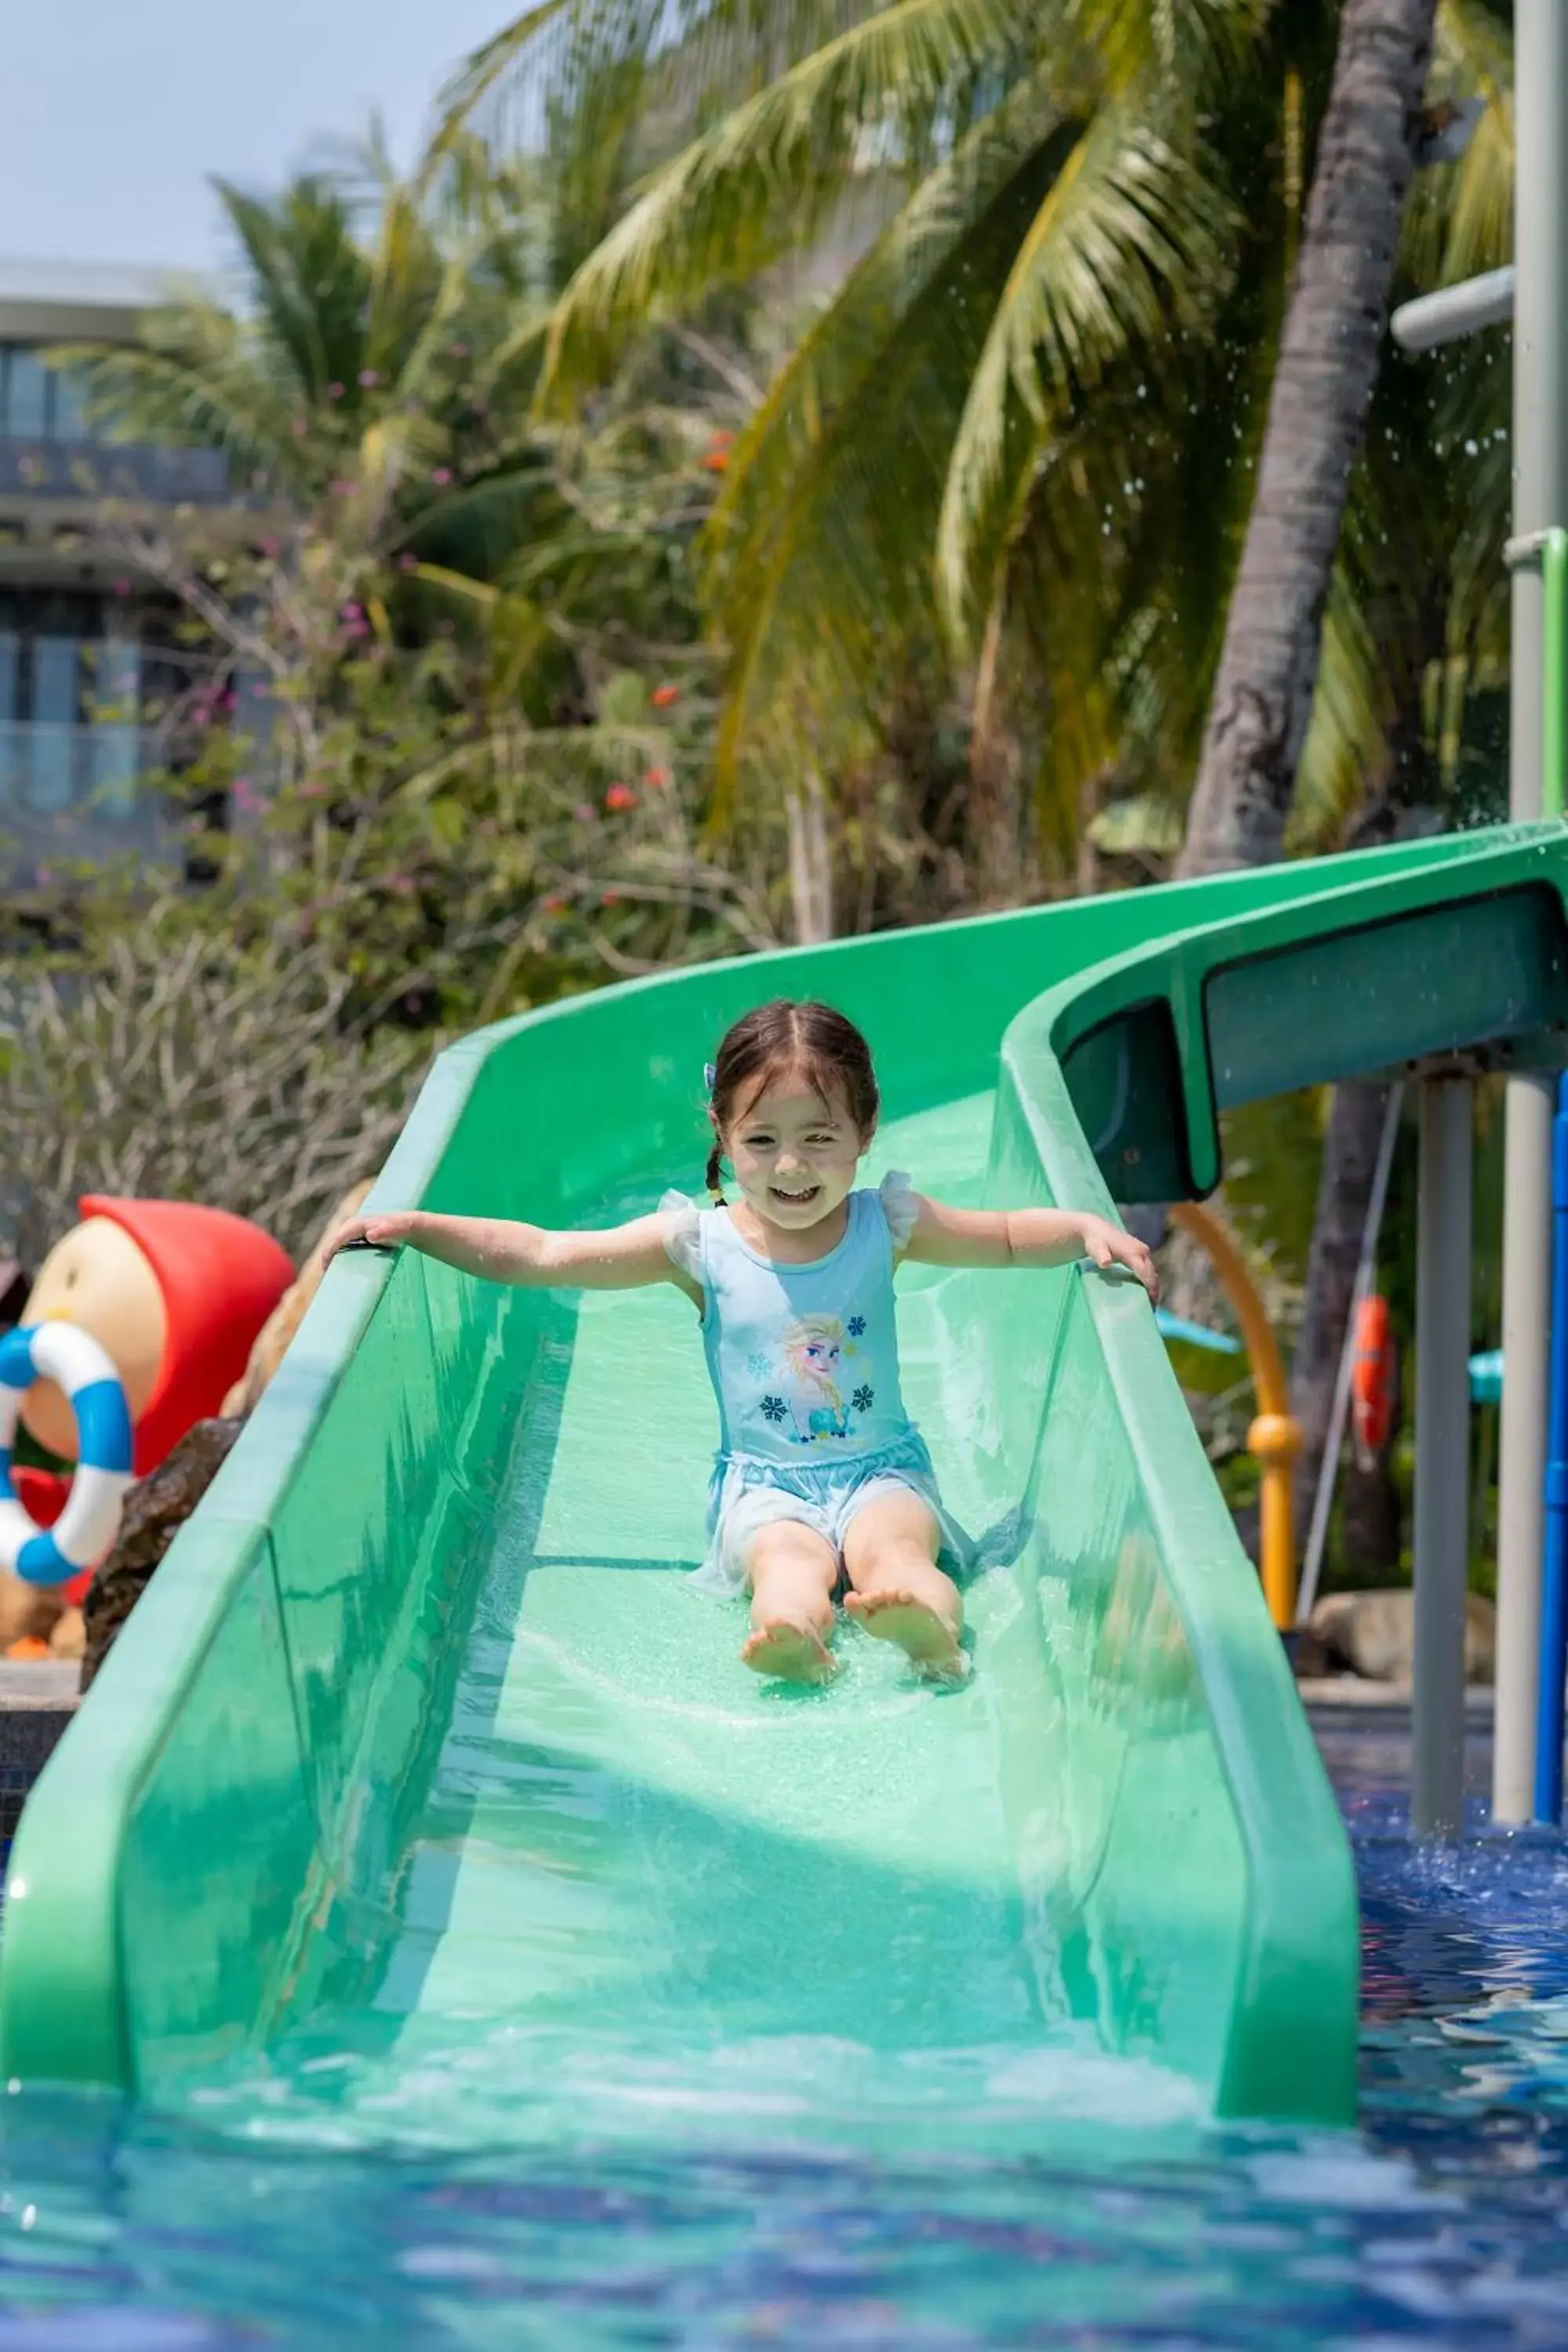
<box><xmin>80</xmin><ymin>1417</ymin><xmax>245</xmax><ymax>1692</ymax></box>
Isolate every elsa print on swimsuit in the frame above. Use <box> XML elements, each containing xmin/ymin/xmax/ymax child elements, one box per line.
<box><xmin>782</xmin><ymin>1313</ymin><xmax>850</xmax><ymax>1442</ymax></box>
<box><xmin>754</xmin><ymin>1309</ymin><xmax>878</xmax><ymax>1443</ymax></box>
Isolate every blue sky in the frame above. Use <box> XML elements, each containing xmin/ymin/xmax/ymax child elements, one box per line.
<box><xmin>6</xmin><ymin>0</ymin><xmax>514</xmax><ymax>273</ymax></box>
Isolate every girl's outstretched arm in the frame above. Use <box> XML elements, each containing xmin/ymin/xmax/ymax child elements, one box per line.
<box><xmin>900</xmin><ymin>1194</ymin><xmax>1159</xmax><ymax>1301</ymax></box>
<box><xmin>325</xmin><ymin>1209</ymin><xmax>701</xmax><ymax>1302</ymax></box>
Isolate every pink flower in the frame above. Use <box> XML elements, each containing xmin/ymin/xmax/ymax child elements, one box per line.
<box><xmin>573</xmin><ymin>802</ymin><xmax>597</xmax><ymax>823</ymax></box>
<box><xmin>292</xmin><ymin>419</ymin><xmax>310</xmax><ymax>437</ymax></box>
<box><xmin>256</xmin><ymin>536</ymin><xmax>278</xmax><ymax>559</ymax></box>
<box><xmin>644</xmin><ymin>764</ymin><xmax>671</xmax><ymax>789</ymax></box>
<box><xmin>604</xmin><ymin>782</ymin><xmax>637</xmax><ymax>813</ymax></box>
<box><xmin>542</xmin><ymin>894</ymin><xmax>567</xmax><ymax>914</ymax></box>
<box><xmin>339</xmin><ymin>601</ymin><xmax>364</xmax><ymax>622</ymax></box>
<box><xmin>358</xmin><ymin>368</ymin><xmax>379</xmax><ymax>387</ymax></box>
<box><xmin>232</xmin><ymin>779</ymin><xmax>259</xmax><ymax>813</ymax></box>
<box><xmin>191</xmin><ymin>703</ymin><xmax>212</xmax><ymax>726</ymax></box>
<box><xmin>431</xmin><ymin>466</ymin><xmax>453</xmax><ymax>487</ymax></box>
<box><xmin>397</xmin><ymin>552</ymin><xmax>417</xmax><ymax>570</ymax></box>
<box><xmin>298</xmin><ymin>782</ymin><xmax>325</xmax><ymax>799</ymax></box>
<box><xmin>390</xmin><ymin>874</ymin><xmax>415</xmax><ymax>897</ymax></box>
<box><xmin>327</xmin><ymin>382</ymin><xmax>344</xmax><ymax>400</ymax></box>
<box><xmin>601</xmin><ymin>889</ymin><xmax>622</xmax><ymax>906</ymax></box>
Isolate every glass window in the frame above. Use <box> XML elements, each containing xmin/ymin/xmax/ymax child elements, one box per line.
<box><xmin>0</xmin><ymin>632</ymin><xmax>16</xmax><ymax>810</ymax></box>
<box><xmin>90</xmin><ymin>727</ymin><xmax>139</xmax><ymax>817</ymax></box>
<box><xmin>85</xmin><ymin>633</ymin><xmax>140</xmax><ymax>721</ymax></box>
<box><xmin>49</xmin><ymin>366</ymin><xmax>90</xmax><ymax>444</ymax></box>
<box><xmin>27</xmin><ymin>636</ymin><xmax>80</xmax><ymax>813</ymax></box>
<box><xmin>32</xmin><ymin>636</ymin><xmax>81</xmax><ymax>726</ymax></box>
<box><xmin>4</xmin><ymin>350</ymin><xmax>48</xmax><ymax>438</ymax></box>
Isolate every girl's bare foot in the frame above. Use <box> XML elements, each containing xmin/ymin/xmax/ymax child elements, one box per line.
<box><xmin>844</xmin><ymin>1589</ymin><xmax>966</xmax><ymax>1681</ymax></box>
<box><xmin>742</xmin><ymin>1619</ymin><xmax>838</xmax><ymax>1684</ymax></box>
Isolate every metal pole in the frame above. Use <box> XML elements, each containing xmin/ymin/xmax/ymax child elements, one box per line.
<box><xmin>1544</xmin><ymin>531</ymin><xmax>1568</xmax><ymax>819</ymax></box>
<box><xmin>1534</xmin><ymin>1074</ymin><xmax>1568</xmax><ymax>1820</ymax></box>
<box><xmin>1492</xmin><ymin>0</ymin><xmax>1568</xmax><ymax>1826</ymax></box>
<box><xmin>1413</xmin><ymin>1077</ymin><xmax>1473</xmax><ymax>1839</ymax></box>
<box><xmin>1392</xmin><ymin>267</ymin><xmax>1516</xmax><ymax>352</ymax></box>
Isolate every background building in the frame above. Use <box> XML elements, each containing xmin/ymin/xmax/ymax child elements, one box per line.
<box><xmin>0</xmin><ymin>258</ymin><xmax>241</xmax><ymax>880</ymax></box>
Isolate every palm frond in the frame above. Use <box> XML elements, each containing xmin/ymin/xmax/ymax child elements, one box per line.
<box><xmin>692</xmin><ymin>64</ymin><xmax>1083</xmax><ymax>809</ymax></box>
<box><xmin>1072</xmin><ymin>0</ymin><xmax>1274</xmax><ymax>93</ymax></box>
<box><xmin>937</xmin><ymin>103</ymin><xmax>1234</xmax><ymax>636</ymax></box>
<box><xmin>1289</xmin><ymin>564</ymin><xmax>1392</xmax><ymax>850</ymax></box>
<box><xmin>212</xmin><ymin>178</ymin><xmax>372</xmax><ymax>401</ymax></box>
<box><xmin>1403</xmin><ymin>0</ymin><xmax>1512</xmax><ymax>286</ymax></box>
<box><xmin>538</xmin><ymin>0</ymin><xmax>1048</xmax><ymax>407</ymax></box>
<box><xmin>46</xmin><ymin>330</ymin><xmax>309</xmax><ymax>489</ymax></box>
<box><xmin>431</xmin><ymin>0</ymin><xmax>873</xmax><ymax>169</ymax></box>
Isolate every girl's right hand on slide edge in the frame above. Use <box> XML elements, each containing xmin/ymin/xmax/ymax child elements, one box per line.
<box><xmin>325</xmin><ymin>1213</ymin><xmax>415</xmax><ymax>1264</ymax></box>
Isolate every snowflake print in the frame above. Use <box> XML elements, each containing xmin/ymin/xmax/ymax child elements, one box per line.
<box><xmin>760</xmin><ymin>1395</ymin><xmax>788</xmax><ymax>1425</ymax></box>
<box><xmin>851</xmin><ymin>1385</ymin><xmax>876</xmax><ymax>1415</ymax></box>
<box><xmin>746</xmin><ymin>1350</ymin><xmax>771</xmax><ymax>1381</ymax></box>
<box><xmin>848</xmin><ymin>1316</ymin><xmax>866</xmax><ymax>1338</ymax></box>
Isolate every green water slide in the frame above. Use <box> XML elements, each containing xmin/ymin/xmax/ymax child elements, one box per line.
<box><xmin>4</xmin><ymin>821</ymin><xmax>1568</xmax><ymax>2137</ymax></box>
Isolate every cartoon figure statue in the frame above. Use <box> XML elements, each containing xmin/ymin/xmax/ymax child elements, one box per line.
<box><xmin>12</xmin><ymin>1196</ymin><xmax>294</xmax><ymax>1604</ymax></box>
<box><xmin>782</xmin><ymin>1315</ymin><xmax>851</xmax><ymax>1443</ymax></box>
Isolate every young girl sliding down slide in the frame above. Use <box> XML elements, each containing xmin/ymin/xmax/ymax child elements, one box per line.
<box><xmin>328</xmin><ymin>1000</ymin><xmax>1158</xmax><ymax>1687</ymax></box>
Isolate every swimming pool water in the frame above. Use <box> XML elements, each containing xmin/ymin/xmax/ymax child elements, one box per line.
<box><xmin>0</xmin><ymin>1714</ymin><xmax>1564</xmax><ymax>2347</ymax></box>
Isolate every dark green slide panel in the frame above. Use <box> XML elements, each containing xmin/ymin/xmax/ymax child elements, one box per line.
<box><xmin>2</xmin><ymin>823</ymin><xmax>1565</xmax><ymax>2132</ymax></box>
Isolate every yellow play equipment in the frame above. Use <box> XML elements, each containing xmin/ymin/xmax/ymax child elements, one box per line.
<box><xmin>1170</xmin><ymin>1202</ymin><xmax>1301</xmax><ymax>1628</ymax></box>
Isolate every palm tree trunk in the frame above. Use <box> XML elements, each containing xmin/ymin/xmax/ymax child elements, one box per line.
<box><xmin>786</xmin><ymin>769</ymin><xmax>835</xmax><ymax>942</ymax></box>
<box><xmin>1176</xmin><ymin>0</ymin><xmax>1439</xmax><ymax>879</ymax></box>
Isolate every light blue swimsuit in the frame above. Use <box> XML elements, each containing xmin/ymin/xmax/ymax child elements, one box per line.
<box><xmin>662</xmin><ymin>1172</ymin><xmax>971</xmax><ymax>1595</ymax></box>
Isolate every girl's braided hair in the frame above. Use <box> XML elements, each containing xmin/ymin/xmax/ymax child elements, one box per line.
<box><xmin>704</xmin><ymin>1000</ymin><xmax>879</xmax><ymax>1203</ymax></box>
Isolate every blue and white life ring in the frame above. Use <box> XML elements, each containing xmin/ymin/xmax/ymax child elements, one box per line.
<box><xmin>0</xmin><ymin>1325</ymin><xmax>132</xmax><ymax>1584</ymax></box>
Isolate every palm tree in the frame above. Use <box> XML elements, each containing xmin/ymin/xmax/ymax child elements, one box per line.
<box><xmin>56</xmin><ymin>165</ymin><xmax>564</xmax><ymax>663</ymax></box>
<box><xmin>439</xmin><ymin>0</ymin><xmax>1270</xmax><ymax>914</ymax></box>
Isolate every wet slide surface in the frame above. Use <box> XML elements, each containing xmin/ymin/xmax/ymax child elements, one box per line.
<box><xmin>233</xmin><ymin>1098</ymin><xmax>1200</xmax><ymax>2158</ymax></box>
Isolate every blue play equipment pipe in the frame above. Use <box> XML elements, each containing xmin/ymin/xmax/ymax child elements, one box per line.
<box><xmin>1534</xmin><ymin>1071</ymin><xmax>1568</xmax><ymax>1824</ymax></box>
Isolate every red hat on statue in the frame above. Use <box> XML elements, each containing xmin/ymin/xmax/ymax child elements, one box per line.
<box><xmin>77</xmin><ymin>1196</ymin><xmax>294</xmax><ymax>1475</ymax></box>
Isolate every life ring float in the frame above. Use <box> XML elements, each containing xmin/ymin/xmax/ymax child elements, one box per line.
<box><xmin>0</xmin><ymin>1325</ymin><xmax>132</xmax><ymax>1584</ymax></box>
<box><xmin>1351</xmin><ymin>1294</ymin><xmax>1398</xmax><ymax>1466</ymax></box>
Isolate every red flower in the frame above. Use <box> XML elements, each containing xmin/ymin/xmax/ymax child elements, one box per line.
<box><xmin>602</xmin><ymin>890</ymin><xmax>622</xmax><ymax>906</ymax></box>
<box><xmin>644</xmin><ymin>765</ymin><xmax>670</xmax><ymax>790</ymax></box>
<box><xmin>651</xmin><ymin>683</ymin><xmax>679</xmax><ymax>709</ymax></box>
<box><xmin>542</xmin><ymin>894</ymin><xmax>567</xmax><ymax>914</ymax></box>
<box><xmin>604</xmin><ymin>782</ymin><xmax>637</xmax><ymax>813</ymax></box>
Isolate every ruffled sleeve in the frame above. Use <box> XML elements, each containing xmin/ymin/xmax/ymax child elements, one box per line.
<box><xmin>659</xmin><ymin>1189</ymin><xmax>705</xmax><ymax>1285</ymax></box>
<box><xmin>878</xmin><ymin>1168</ymin><xmax>920</xmax><ymax>1254</ymax></box>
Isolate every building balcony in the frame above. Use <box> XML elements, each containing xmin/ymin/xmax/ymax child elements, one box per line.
<box><xmin>0</xmin><ymin>437</ymin><xmax>236</xmax><ymax>509</ymax></box>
